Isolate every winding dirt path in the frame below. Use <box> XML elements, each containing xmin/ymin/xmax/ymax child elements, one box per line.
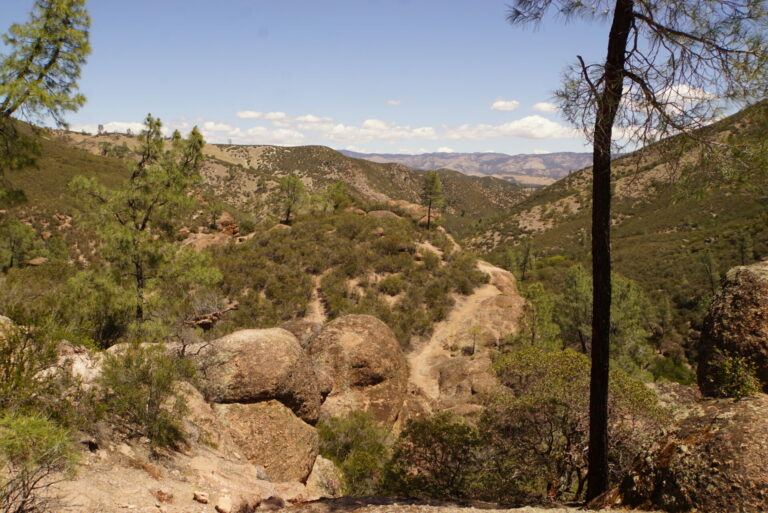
<box><xmin>407</xmin><ymin>260</ymin><xmax>523</xmax><ymax>401</ymax></box>
<box><xmin>304</xmin><ymin>275</ymin><xmax>328</xmax><ymax>324</ymax></box>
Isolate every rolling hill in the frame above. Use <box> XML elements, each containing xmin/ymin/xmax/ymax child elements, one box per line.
<box><xmin>340</xmin><ymin>149</ymin><xmax>592</xmax><ymax>186</ymax></box>
<box><xmin>45</xmin><ymin>132</ymin><xmax>528</xmax><ymax>235</ymax></box>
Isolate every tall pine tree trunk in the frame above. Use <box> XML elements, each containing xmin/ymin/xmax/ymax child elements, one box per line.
<box><xmin>586</xmin><ymin>0</ymin><xmax>634</xmax><ymax>501</ymax></box>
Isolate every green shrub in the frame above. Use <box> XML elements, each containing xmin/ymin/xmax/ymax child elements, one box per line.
<box><xmin>318</xmin><ymin>412</ymin><xmax>390</xmax><ymax>496</ymax></box>
<box><xmin>649</xmin><ymin>355</ymin><xmax>696</xmax><ymax>384</ymax></box>
<box><xmin>0</xmin><ymin>324</ymin><xmax>57</xmax><ymax>415</ymax></box>
<box><xmin>98</xmin><ymin>344</ymin><xmax>194</xmax><ymax>450</ymax></box>
<box><xmin>0</xmin><ymin>189</ymin><xmax>27</xmax><ymax>208</ymax></box>
<box><xmin>377</xmin><ymin>275</ymin><xmax>405</xmax><ymax>296</ymax></box>
<box><xmin>67</xmin><ymin>270</ymin><xmax>133</xmax><ymax>348</ymax></box>
<box><xmin>381</xmin><ymin>413</ymin><xmax>481</xmax><ymax>500</ymax></box>
<box><xmin>0</xmin><ymin>413</ymin><xmax>78</xmax><ymax>513</ymax></box>
<box><xmin>707</xmin><ymin>350</ymin><xmax>761</xmax><ymax>398</ymax></box>
<box><xmin>0</xmin><ymin>217</ymin><xmax>40</xmax><ymax>272</ymax></box>
<box><xmin>486</xmin><ymin>347</ymin><xmax>666</xmax><ymax>502</ymax></box>
<box><xmin>421</xmin><ymin>250</ymin><xmax>440</xmax><ymax>271</ymax></box>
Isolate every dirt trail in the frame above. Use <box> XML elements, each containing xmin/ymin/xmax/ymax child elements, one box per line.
<box><xmin>407</xmin><ymin>260</ymin><xmax>523</xmax><ymax>401</ymax></box>
<box><xmin>304</xmin><ymin>275</ymin><xmax>327</xmax><ymax>324</ymax></box>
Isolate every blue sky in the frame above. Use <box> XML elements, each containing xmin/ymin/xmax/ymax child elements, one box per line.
<box><xmin>3</xmin><ymin>0</ymin><xmax>615</xmax><ymax>155</ymax></box>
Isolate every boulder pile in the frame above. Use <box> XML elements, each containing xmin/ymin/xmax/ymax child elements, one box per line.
<box><xmin>607</xmin><ymin>394</ymin><xmax>768</xmax><ymax>513</ymax></box>
<box><xmin>698</xmin><ymin>260</ymin><xmax>768</xmax><ymax>395</ymax></box>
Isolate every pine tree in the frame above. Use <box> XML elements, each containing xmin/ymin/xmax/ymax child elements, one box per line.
<box><xmin>507</xmin><ymin>0</ymin><xmax>768</xmax><ymax>499</ymax></box>
<box><xmin>0</xmin><ymin>0</ymin><xmax>90</xmax><ymax>178</ymax></box>
<box><xmin>70</xmin><ymin>115</ymin><xmax>221</xmax><ymax>340</ymax></box>
<box><xmin>0</xmin><ymin>217</ymin><xmax>38</xmax><ymax>271</ymax></box>
<box><xmin>421</xmin><ymin>170</ymin><xmax>444</xmax><ymax>230</ymax></box>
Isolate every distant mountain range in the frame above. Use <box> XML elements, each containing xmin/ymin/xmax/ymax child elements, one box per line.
<box><xmin>339</xmin><ymin>150</ymin><xmax>593</xmax><ymax>186</ymax></box>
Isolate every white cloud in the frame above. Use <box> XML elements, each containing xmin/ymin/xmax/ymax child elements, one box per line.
<box><xmin>532</xmin><ymin>102</ymin><xmax>558</xmax><ymax>114</ymax></box>
<box><xmin>233</xmin><ymin>126</ymin><xmax>305</xmax><ymax>145</ymax></box>
<box><xmin>263</xmin><ymin>111</ymin><xmax>287</xmax><ymax>121</ymax></box>
<box><xmin>236</xmin><ymin>111</ymin><xmax>338</xmax><ymax>131</ymax></box>
<box><xmin>74</xmin><ymin>110</ymin><xmax>580</xmax><ymax>150</ymax></box>
<box><xmin>362</xmin><ymin>119</ymin><xmax>390</xmax><ymax>131</ymax></box>
<box><xmin>295</xmin><ymin>114</ymin><xmax>332</xmax><ymax>123</ymax></box>
<box><xmin>235</xmin><ymin>110</ymin><xmax>263</xmax><ymax>119</ymax></box>
<box><xmin>533</xmin><ymin>149</ymin><xmax>553</xmax><ymax>154</ymax></box>
<box><xmin>387</xmin><ymin>100</ymin><xmax>402</xmax><ymax>106</ymax></box>
<box><xmin>491</xmin><ymin>99</ymin><xmax>520</xmax><ymax>111</ymax></box>
<box><xmin>320</xmin><ymin>119</ymin><xmax>437</xmax><ymax>144</ymax></box>
<box><xmin>444</xmin><ymin>115</ymin><xmax>578</xmax><ymax>140</ymax></box>
<box><xmin>71</xmin><ymin>121</ymin><xmax>149</xmax><ymax>135</ymax></box>
<box><xmin>203</xmin><ymin>121</ymin><xmax>233</xmax><ymax>132</ymax></box>
<box><xmin>234</xmin><ymin>110</ymin><xmax>288</xmax><ymax>121</ymax></box>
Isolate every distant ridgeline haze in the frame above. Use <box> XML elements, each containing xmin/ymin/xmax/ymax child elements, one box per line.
<box><xmin>340</xmin><ymin>149</ymin><xmax>592</xmax><ymax>187</ymax></box>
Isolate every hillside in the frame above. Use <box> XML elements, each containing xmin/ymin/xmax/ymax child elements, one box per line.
<box><xmin>340</xmin><ymin>150</ymin><xmax>592</xmax><ymax>186</ymax></box>
<box><xmin>49</xmin><ymin>132</ymin><xmax>527</xmax><ymax>235</ymax></box>
<box><xmin>470</xmin><ymin>100</ymin><xmax>768</xmax><ymax>371</ymax></box>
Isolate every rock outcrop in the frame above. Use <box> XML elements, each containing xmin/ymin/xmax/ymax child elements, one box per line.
<box><xmin>367</xmin><ymin>210</ymin><xmax>402</xmax><ymax>220</ymax></box>
<box><xmin>215</xmin><ymin>400</ymin><xmax>319</xmax><ymax>483</ymax></box>
<box><xmin>181</xmin><ymin>231</ymin><xmax>231</xmax><ymax>251</ymax></box>
<box><xmin>306</xmin><ymin>315</ymin><xmax>408</xmax><ymax>425</ymax></box>
<box><xmin>698</xmin><ymin>260</ymin><xmax>768</xmax><ymax>395</ymax></box>
<box><xmin>305</xmin><ymin>456</ymin><xmax>344</xmax><ymax>499</ymax></box>
<box><xmin>216</xmin><ymin>211</ymin><xmax>239</xmax><ymax>235</ymax></box>
<box><xmin>193</xmin><ymin>328</ymin><xmax>328</xmax><ymax>423</ymax></box>
<box><xmin>605</xmin><ymin>394</ymin><xmax>768</xmax><ymax>513</ymax></box>
<box><xmin>56</xmin><ymin>341</ymin><xmax>103</xmax><ymax>388</ymax></box>
<box><xmin>435</xmin><ymin>355</ymin><xmax>498</xmax><ymax>416</ymax></box>
<box><xmin>281</xmin><ymin>320</ymin><xmax>323</xmax><ymax>349</ymax></box>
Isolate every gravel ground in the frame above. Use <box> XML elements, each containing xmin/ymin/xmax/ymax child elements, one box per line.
<box><xmin>285</xmin><ymin>497</ymin><xmax>657</xmax><ymax>513</ymax></box>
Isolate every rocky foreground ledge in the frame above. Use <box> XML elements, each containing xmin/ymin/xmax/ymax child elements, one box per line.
<box><xmin>285</xmin><ymin>497</ymin><xmax>659</xmax><ymax>513</ymax></box>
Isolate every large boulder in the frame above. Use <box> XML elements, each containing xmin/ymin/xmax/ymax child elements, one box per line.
<box><xmin>698</xmin><ymin>260</ymin><xmax>768</xmax><ymax>396</ymax></box>
<box><xmin>176</xmin><ymin>381</ymin><xmax>245</xmax><ymax>460</ymax></box>
<box><xmin>606</xmin><ymin>394</ymin><xmax>768</xmax><ymax>513</ymax></box>
<box><xmin>214</xmin><ymin>400</ymin><xmax>319</xmax><ymax>483</ymax></box>
<box><xmin>305</xmin><ymin>455</ymin><xmax>344</xmax><ymax>499</ymax></box>
<box><xmin>193</xmin><ymin>328</ymin><xmax>327</xmax><ymax>423</ymax></box>
<box><xmin>280</xmin><ymin>320</ymin><xmax>323</xmax><ymax>349</ymax></box>
<box><xmin>306</xmin><ymin>315</ymin><xmax>408</xmax><ymax>425</ymax></box>
<box><xmin>435</xmin><ymin>354</ymin><xmax>499</xmax><ymax>415</ymax></box>
<box><xmin>56</xmin><ymin>341</ymin><xmax>103</xmax><ymax>388</ymax></box>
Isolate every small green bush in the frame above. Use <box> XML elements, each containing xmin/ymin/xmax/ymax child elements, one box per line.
<box><xmin>381</xmin><ymin>413</ymin><xmax>481</xmax><ymax>500</ymax></box>
<box><xmin>649</xmin><ymin>355</ymin><xmax>696</xmax><ymax>384</ymax></box>
<box><xmin>0</xmin><ymin>413</ymin><xmax>78</xmax><ymax>513</ymax></box>
<box><xmin>98</xmin><ymin>344</ymin><xmax>194</xmax><ymax>450</ymax></box>
<box><xmin>318</xmin><ymin>412</ymin><xmax>390</xmax><ymax>497</ymax></box>
<box><xmin>708</xmin><ymin>351</ymin><xmax>762</xmax><ymax>399</ymax></box>
<box><xmin>377</xmin><ymin>275</ymin><xmax>405</xmax><ymax>296</ymax></box>
<box><xmin>0</xmin><ymin>324</ymin><xmax>57</xmax><ymax>415</ymax></box>
<box><xmin>0</xmin><ymin>217</ymin><xmax>40</xmax><ymax>271</ymax></box>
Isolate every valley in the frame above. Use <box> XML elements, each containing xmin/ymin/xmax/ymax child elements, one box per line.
<box><xmin>2</xmin><ymin>2</ymin><xmax>768</xmax><ymax>512</ymax></box>
<box><xmin>1</xmin><ymin>101</ymin><xmax>765</xmax><ymax>512</ymax></box>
